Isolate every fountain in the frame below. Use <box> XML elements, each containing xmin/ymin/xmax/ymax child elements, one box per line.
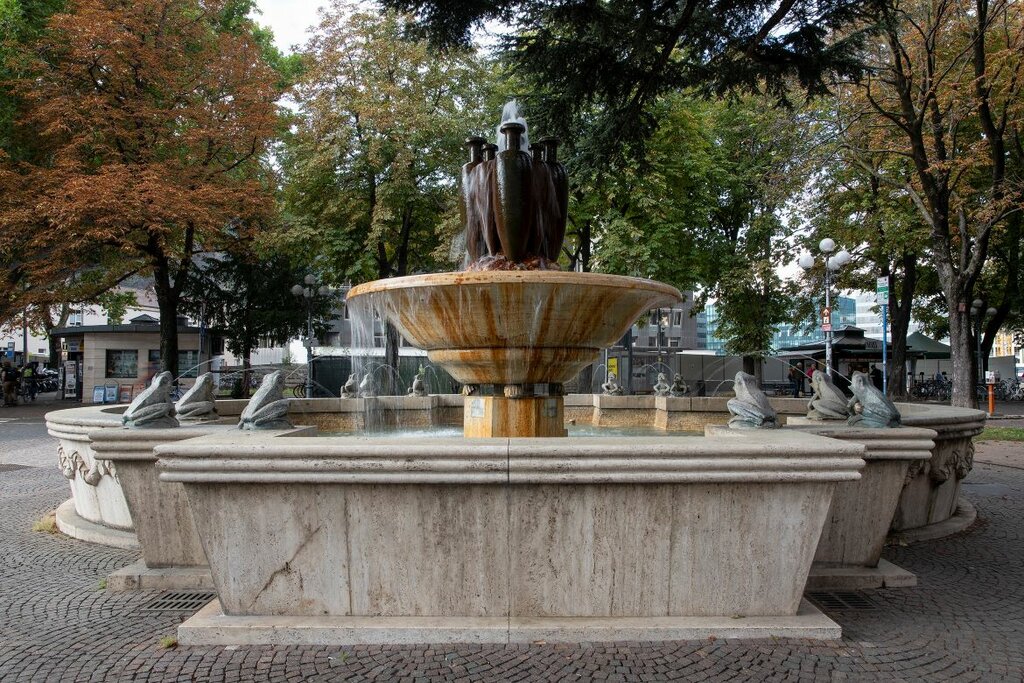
<box><xmin>346</xmin><ymin>103</ymin><xmax>680</xmax><ymax>437</ymax></box>
<box><xmin>39</xmin><ymin>105</ymin><xmax>978</xmax><ymax>645</ymax></box>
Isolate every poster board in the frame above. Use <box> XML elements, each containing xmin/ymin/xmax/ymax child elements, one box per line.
<box><xmin>63</xmin><ymin>361</ymin><xmax>78</xmax><ymax>399</ymax></box>
<box><xmin>104</xmin><ymin>385</ymin><xmax>118</xmax><ymax>403</ymax></box>
<box><xmin>118</xmin><ymin>385</ymin><xmax>134</xmax><ymax>403</ymax></box>
<box><xmin>92</xmin><ymin>386</ymin><xmax>105</xmax><ymax>404</ymax></box>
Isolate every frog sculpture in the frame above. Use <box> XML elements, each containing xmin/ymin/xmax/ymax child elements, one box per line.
<box><xmin>174</xmin><ymin>373</ymin><xmax>218</xmax><ymax>423</ymax></box>
<box><xmin>122</xmin><ymin>371</ymin><xmax>178</xmax><ymax>429</ymax></box>
<box><xmin>847</xmin><ymin>371</ymin><xmax>901</xmax><ymax>428</ymax></box>
<box><xmin>601</xmin><ymin>372</ymin><xmax>623</xmax><ymax>396</ymax></box>
<box><xmin>727</xmin><ymin>371</ymin><xmax>779</xmax><ymax>429</ymax></box>
<box><xmin>340</xmin><ymin>373</ymin><xmax>358</xmax><ymax>399</ymax></box>
<box><xmin>806</xmin><ymin>370</ymin><xmax>848</xmax><ymax>421</ymax></box>
<box><xmin>652</xmin><ymin>372</ymin><xmax>671</xmax><ymax>397</ymax></box>
<box><xmin>238</xmin><ymin>371</ymin><xmax>292</xmax><ymax>430</ymax></box>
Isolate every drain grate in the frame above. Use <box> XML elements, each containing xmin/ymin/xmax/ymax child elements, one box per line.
<box><xmin>807</xmin><ymin>590</ymin><xmax>877</xmax><ymax>610</ymax></box>
<box><xmin>141</xmin><ymin>591</ymin><xmax>216</xmax><ymax>612</ymax></box>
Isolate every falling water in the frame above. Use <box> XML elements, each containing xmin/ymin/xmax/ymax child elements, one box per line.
<box><xmin>496</xmin><ymin>99</ymin><xmax>530</xmax><ymax>153</ymax></box>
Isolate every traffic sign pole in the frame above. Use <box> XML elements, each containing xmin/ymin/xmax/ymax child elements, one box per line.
<box><xmin>877</xmin><ymin>276</ymin><xmax>889</xmax><ymax>395</ymax></box>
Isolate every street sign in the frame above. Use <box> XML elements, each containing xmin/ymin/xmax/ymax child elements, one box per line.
<box><xmin>876</xmin><ymin>276</ymin><xmax>889</xmax><ymax>302</ymax></box>
<box><xmin>607</xmin><ymin>357</ymin><xmax>618</xmax><ymax>377</ymax></box>
<box><xmin>821</xmin><ymin>323</ymin><xmax>833</xmax><ymax>333</ymax></box>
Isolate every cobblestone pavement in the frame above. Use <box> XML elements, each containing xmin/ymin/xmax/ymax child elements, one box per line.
<box><xmin>0</xmin><ymin>454</ymin><xmax>1022</xmax><ymax>682</ymax></box>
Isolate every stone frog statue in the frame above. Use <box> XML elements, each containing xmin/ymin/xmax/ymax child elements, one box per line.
<box><xmin>238</xmin><ymin>371</ymin><xmax>292</xmax><ymax>430</ymax></box>
<box><xmin>340</xmin><ymin>373</ymin><xmax>358</xmax><ymax>399</ymax></box>
<box><xmin>408</xmin><ymin>367</ymin><xmax>428</xmax><ymax>397</ymax></box>
<box><xmin>669</xmin><ymin>373</ymin><xmax>689</xmax><ymax>397</ymax></box>
<box><xmin>174</xmin><ymin>372</ymin><xmax>218</xmax><ymax>423</ymax></box>
<box><xmin>806</xmin><ymin>370</ymin><xmax>848</xmax><ymax>421</ymax></box>
<box><xmin>122</xmin><ymin>371</ymin><xmax>178</xmax><ymax>429</ymax></box>
<box><xmin>652</xmin><ymin>372</ymin><xmax>671</xmax><ymax>397</ymax></box>
<box><xmin>601</xmin><ymin>372</ymin><xmax>623</xmax><ymax>396</ymax></box>
<box><xmin>727</xmin><ymin>371</ymin><xmax>779</xmax><ymax>429</ymax></box>
<box><xmin>847</xmin><ymin>371</ymin><xmax>901</xmax><ymax>428</ymax></box>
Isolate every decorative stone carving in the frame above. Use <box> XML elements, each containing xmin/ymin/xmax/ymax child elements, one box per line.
<box><xmin>953</xmin><ymin>441</ymin><xmax>974</xmax><ymax>480</ymax></box>
<box><xmin>846</xmin><ymin>372</ymin><xmax>901</xmax><ymax>428</ymax></box>
<box><xmin>601</xmin><ymin>372</ymin><xmax>623</xmax><ymax>396</ymax></box>
<box><xmin>408</xmin><ymin>368</ymin><xmax>428</xmax><ymax>397</ymax></box>
<box><xmin>806</xmin><ymin>371</ymin><xmax>848</xmax><ymax>421</ymax></box>
<box><xmin>652</xmin><ymin>373</ymin><xmax>671</xmax><ymax>397</ymax></box>
<box><xmin>57</xmin><ymin>445</ymin><xmax>116</xmax><ymax>486</ymax></box>
<box><xmin>122</xmin><ymin>372</ymin><xmax>179</xmax><ymax>429</ymax></box>
<box><xmin>669</xmin><ymin>374</ymin><xmax>688</xmax><ymax>397</ymax></box>
<box><xmin>727</xmin><ymin>371</ymin><xmax>779</xmax><ymax>429</ymax></box>
<box><xmin>239</xmin><ymin>371</ymin><xmax>292</xmax><ymax>431</ymax></box>
<box><xmin>358</xmin><ymin>374</ymin><xmax>376</xmax><ymax>398</ymax></box>
<box><xmin>58</xmin><ymin>444</ymin><xmax>81</xmax><ymax>480</ymax></box>
<box><xmin>174</xmin><ymin>373</ymin><xmax>218</xmax><ymax>423</ymax></box>
<box><xmin>340</xmin><ymin>373</ymin><xmax>358</xmax><ymax>399</ymax></box>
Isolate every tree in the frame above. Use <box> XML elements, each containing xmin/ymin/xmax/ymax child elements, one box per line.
<box><xmin>838</xmin><ymin>0</ymin><xmax>1024</xmax><ymax>406</ymax></box>
<box><xmin>382</xmin><ymin>0</ymin><xmax>869</xmax><ymax>166</ymax></box>
<box><xmin>277</xmin><ymin>1</ymin><xmax>494</xmax><ymax>388</ymax></box>
<box><xmin>181</xmin><ymin>248</ymin><xmax>336</xmax><ymax>396</ymax></box>
<box><xmin>0</xmin><ymin>0</ymin><xmax>282</xmax><ymax>378</ymax></box>
<box><xmin>801</xmin><ymin>105</ymin><xmax>929</xmax><ymax>398</ymax></box>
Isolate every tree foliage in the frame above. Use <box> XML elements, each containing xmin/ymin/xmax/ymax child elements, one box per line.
<box><xmin>0</xmin><ymin>0</ymin><xmax>284</xmax><ymax>377</ymax></box>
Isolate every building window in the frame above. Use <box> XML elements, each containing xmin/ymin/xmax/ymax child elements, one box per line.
<box><xmin>673</xmin><ymin>312</ymin><xmax>683</xmax><ymax>326</ymax></box>
<box><xmin>146</xmin><ymin>349</ymin><xmax>200</xmax><ymax>377</ymax></box>
<box><xmin>106</xmin><ymin>350</ymin><xmax>138</xmax><ymax>378</ymax></box>
<box><xmin>668</xmin><ymin>339</ymin><xmax>680</xmax><ymax>348</ymax></box>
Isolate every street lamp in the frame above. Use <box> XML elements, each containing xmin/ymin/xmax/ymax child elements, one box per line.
<box><xmin>798</xmin><ymin>238</ymin><xmax>851</xmax><ymax>377</ymax></box>
<box><xmin>970</xmin><ymin>299</ymin><xmax>998</xmax><ymax>384</ymax></box>
<box><xmin>292</xmin><ymin>276</ymin><xmax>335</xmax><ymax>399</ymax></box>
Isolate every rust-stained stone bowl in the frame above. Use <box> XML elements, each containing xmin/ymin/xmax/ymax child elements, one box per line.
<box><xmin>346</xmin><ymin>271</ymin><xmax>682</xmax><ymax>385</ymax></box>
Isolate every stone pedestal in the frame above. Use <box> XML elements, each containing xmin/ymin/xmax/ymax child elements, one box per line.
<box><xmin>463</xmin><ymin>395</ymin><xmax>565</xmax><ymax>437</ymax></box>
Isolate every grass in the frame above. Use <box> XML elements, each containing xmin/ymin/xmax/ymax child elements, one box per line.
<box><xmin>978</xmin><ymin>427</ymin><xmax>1024</xmax><ymax>442</ymax></box>
<box><xmin>97</xmin><ymin>578</ymin><xmax>107</xmax><ymax>590</ymax></box>
<box><xmin>32</xmin><ymin>513</ymin><xmax>58</xmax><ymax>534</ymax></box>
<box><xmin>158</xmin><ymin>636</ymin><xmax>178</xmax><ymax>649</ymax></box>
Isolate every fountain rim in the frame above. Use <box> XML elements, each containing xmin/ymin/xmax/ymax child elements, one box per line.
<box><xmin>346</xmin><ymin>270</ymin><xmax>683</xmax><ymax>303</ymax></box>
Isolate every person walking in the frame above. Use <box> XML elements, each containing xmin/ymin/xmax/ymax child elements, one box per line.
<box><xmin>870</xmin><ymin>364</ymin><xmax>883</xmax><ymax>391</ymax></box>
<box><xmin>3</xmin><ymin>362</ymin><xmax>20</xmax><ymax>406</ymax></box>
<box><xmin>788</xmin><ymin>363</ymin><xmax>803</xmax><ymax>397</ymax></box>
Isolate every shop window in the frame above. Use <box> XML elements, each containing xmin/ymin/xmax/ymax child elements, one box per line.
<box><xmin>105</xmin><ymin>350</ymin><xmax>138</xmax><ymax>378</ymax></box>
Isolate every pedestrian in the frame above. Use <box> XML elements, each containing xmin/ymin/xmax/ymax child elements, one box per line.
<box><xmin>2</xmin><ymin>361</ymin><xmax>20</xmax><ymax>406</ymax></box>
<box><xmin>21</xmin><ymin>363</ymin><xmax>35</xmax><ymax>401</ymax></box>
<box><xmin>870</xmin><ymin>364</ymin><xmax>883</xmax><ymax>391</ymax></box>
<box><xmin>788</xmin><ymin>363</ymin><xmax>803</xmax><ymax>397</ymax></box>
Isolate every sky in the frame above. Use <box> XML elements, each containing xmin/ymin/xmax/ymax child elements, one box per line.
<box><xmin>253</xmin><ymin>0</ymin><xmax>326</xmax><ymax>53</ymax></box>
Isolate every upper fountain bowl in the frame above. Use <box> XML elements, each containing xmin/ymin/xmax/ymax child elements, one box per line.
<box><xmin>346</xmin><ymin>270</ymin><xmax>682</xmax><ymax>386</ymax></box>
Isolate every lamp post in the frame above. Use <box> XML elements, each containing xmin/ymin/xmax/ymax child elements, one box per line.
<box><xmin>291</xmin><ymin>275</ymin><xmax>334</xmax><ymax>399</ymax></box>
<box><xmin>798</xmin><ymin>238</ymin><xmax>851</xmax><ymax>378</ymax></box>
<box><xmin>970</xmin><ymin>299</ymin><xmax>998</xmax><ymax>385</ymax></box>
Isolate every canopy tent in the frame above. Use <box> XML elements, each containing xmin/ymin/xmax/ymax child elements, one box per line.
<box><xmin>905</xmin><ymin>331</ymin><xmax>951</xmax><ymax>359</ymax></box>
<box><xmin>777</xmin><ymin>325</ymin><xmax>891</xmax><ymax>360</ymax></box>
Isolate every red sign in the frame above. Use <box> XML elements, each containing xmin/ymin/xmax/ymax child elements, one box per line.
<box><xmin>822</xmin><ymin>323</ymin><xmax>833</xmax><ymax>332</ymax></box>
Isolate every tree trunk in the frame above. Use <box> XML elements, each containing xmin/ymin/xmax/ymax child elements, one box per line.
<box><xmin>241</xmin><ymin>348</ymin><xmax>252</xmax><ymax>400</ymax></box>
<box><xmin>153</xmin><ymin>263</ymin><xmax>180</xmax><ymax>379</ymax></box>
<box><xmin>947</xmin><ymin>303</ymin><xmax>977</xmax><ymax>408</ymax></box>
<box><xmin>887</xmin><ymin>253</ymin><xmax>917</xmax><ymax>399</ymax></box>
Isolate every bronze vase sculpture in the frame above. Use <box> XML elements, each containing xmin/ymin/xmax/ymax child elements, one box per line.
<box><xmin>461</xmin><ymin>136</ymin><xmax>486</xmax><ymax>262</ymax></box>
<box><xmin>492</xmin><ymin>122</ymin><xmax>534</xmax><ymax>264</ymax></box>
<box><xmin>539</xmin><ymin>137</ymin><xmax>568</xmax><ymax>262</ymax></box>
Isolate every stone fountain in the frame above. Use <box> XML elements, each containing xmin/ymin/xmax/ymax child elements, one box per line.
<box><xmin>347</xmin><ymin>107</ymin><xmax>680</xmax><ymax>438</ymax></box>
<box><xmin>143</xmin><ymin>107</ymin><xmax>903</xmax><ymax>644</ymax></box>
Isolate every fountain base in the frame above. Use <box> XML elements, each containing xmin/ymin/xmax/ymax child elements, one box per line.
<box><xmin>463</xmin><ymin>395</ymin><xmax>566</xmax><ymax>437</ymax></box>
<box><xmin>178</xmin><ymin>598</ymin><xmax>840</xmax><ymax>645</ymax></box>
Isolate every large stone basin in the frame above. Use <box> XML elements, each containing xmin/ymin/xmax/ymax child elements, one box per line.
<box><xmin>157</xmin><ymin>429</ymin><xmax>864</xmax><ymax>644</ymax></box>
<box><xmin>346</xmin><ymin>271</ymin><xmax>681</xmax><ymax>386</ymax></box>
